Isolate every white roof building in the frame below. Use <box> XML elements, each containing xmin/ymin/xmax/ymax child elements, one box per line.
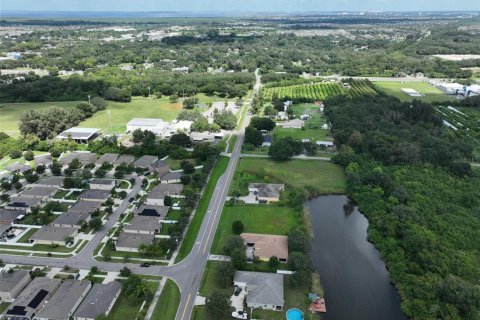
<box><xmin>57</xmin><ymin>128</ymin><xmax>100</xmax><ymax>143</ymax></box>
<box><xmin>126</xmin><ymin>118</ymin><xmax>168</xmax><ymax>135</ymax></box>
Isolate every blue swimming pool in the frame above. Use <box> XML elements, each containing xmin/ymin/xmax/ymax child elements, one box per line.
<box><xmin>286</xmin><ymin>308</ymin><xmax>303</xmax><ymax>320</ymax></box>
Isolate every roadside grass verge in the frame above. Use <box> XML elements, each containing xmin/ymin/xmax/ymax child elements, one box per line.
<box><xmin>210</xmin><ymin>205</ymin><xmax>300</xmax><ymax>254</ymax></box>
<box><xmin>230</xmin><ymin>158</ymin><xmax>346</xmax><ymax>195</ymax></box>
<box><xmin>175</xmin><ymin>156</ymin><xmax>229</xmax><ymax>262</ymax></box>
<box><xmin>106</xmin><ymin>280</ymin><xmax>159</xmax><ymax>320</ymax></box>
<box><xmin>151</xmin><ymin>279</ymin><xmax>181</xmax><ymax>320</ymax></box>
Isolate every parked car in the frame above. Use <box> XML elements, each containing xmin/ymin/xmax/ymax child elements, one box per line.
<box><xmin>140</xmin><ymin>262</ymin><xmax>150</xmax><ymax>267</ymax></box>
<box><xmin>233</xmin><ymin>287</ymin><xmax>242</xmax><ymax>296</ymax></box>
<box><xmin>232</xmin><ymin>311</ymin><xmax>248</xmax><ymax>319</ymax></box>
<box><xmin>128</xmin><ymin>197</ymin><xmax>134</xmax><ymax>203</ymax></box>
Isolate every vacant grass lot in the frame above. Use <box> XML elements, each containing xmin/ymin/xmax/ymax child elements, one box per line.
<box><xmin>175</xmin><ymin>156</ymin><xmax>229</xmax><ymax>262</ymax></box>
<box><xmin>210</xmin><ymin>205</ymin><xmax>299</xmax><ymax>254</ymax></box>
<box><xmin>231</xmin><ymin>158</ymin><xmax>346</xmax><ymax>195</ymax></box>
<box><xmin>106</xmin><ymin>280</ymin><xmax>159</xmax><ymax>320</ymax></box>
<box><xmin>373</xmin><ymin>81</ymin><xmax>456</xmax><ymax>103</ymax></box>
<box><xmin>78</xmin><ymin>96</ymin><xmax>183</xmax><ymax>134</ymax></box>
<box><xmin>0</xmin><ymin>101</ymin><xmax>81</xmax><ymax>135</ymax></box>
<box><xmin>151</xmin><ymin>279</ymin><xmax>181</xmax><ymax>320</ymax></box>
<box><xmin>273</xmin><ymin>127</ymin><xmax>331</xmax><ymax>141</ymax></box>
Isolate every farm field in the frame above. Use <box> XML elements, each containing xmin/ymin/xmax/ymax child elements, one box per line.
<box><xmin>210</xmin><ymin>205</ymin><xmax>299</xmax><ymax>254</ymax></box>
<box><xmin>0</xmin><ymin>101</ymin><xmax>81</xmax><ymax>136</ymax></box>
<box><xmin>231</xmin><ymin>158</ymin><xmax>346</xmax><ymax>195</ymax></box>
<box><xmin>373</xmin><ymin>81</ymin><xmax>456</xmax><ymax>103</ymax></box>
<box><xmin>263</xmin><ymin>80</ymin><xmax>376</xmax><ymax>102</ymax></box>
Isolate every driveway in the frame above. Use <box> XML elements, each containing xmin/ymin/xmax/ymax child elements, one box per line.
<box><xmin>231</xmin><ymin>288</ymin><xmax>247</xmax><ymax>311</ymax></box>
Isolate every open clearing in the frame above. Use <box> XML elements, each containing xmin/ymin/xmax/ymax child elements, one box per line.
<box><xmin>273</xmin><ymin>127</ymin><xmax>331</xmax><ymax>141</ymax></box>
<box><xmin>373</xmin><ymin>81</ymin><xmax>456</xmax><ymax>103</ymax></box>
<box><xmin>231</xmin><ymin>158</ymin><xmax>346</xmax><ymax>195</ymax></box>
<box><xmin>0</xmin><ymin>101</ymin><xmax>81</xmax><ymax>135</ymax></box>
<box><xmin>210</xmin><ymin>205</ymin><xmax>299</xmax><ymax>254</ymax></box>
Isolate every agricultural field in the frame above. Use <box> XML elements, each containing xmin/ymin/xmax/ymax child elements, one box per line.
<box><xmin>436</xmin><ymin>106</ymin><xmax>480</xmax><ymax>142</ymax></box>
<box><xmin>230</xmin><ymin>158</ymin><xmax>346</xmax><ymax>195</ymax></box>
<box><xmin>373</xmin><ymin>81</ymin><xmax>456</xmax><ymax>103</ymax></box>
<box><xmin>0</xmin><ymin>101</ymin><xmax>81</xmax><ymax>136</ymax></box>
<box><xmin>263</xmin><ymin>80</ymin><xmax>377</xmax><ymax>102</ymax></box>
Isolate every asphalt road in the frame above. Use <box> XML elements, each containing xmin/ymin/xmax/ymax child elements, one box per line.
<box><xmin>1</xmin><ymin>70</ymin><xmax>261</xmax><ymax>320</ymax></box>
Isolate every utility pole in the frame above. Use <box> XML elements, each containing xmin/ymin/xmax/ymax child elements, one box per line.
<box><xmin>88</xmin><ymin>94</ymin><xmax>91</xmax><ymax>104</ymax></box>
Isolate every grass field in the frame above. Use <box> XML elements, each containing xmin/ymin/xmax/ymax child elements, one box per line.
<box><xmin>151</xmin><ymin>279</ymin><xmax>180</xmax><ymax>320</ymax></box>
<box><xmin>0</xmin><ymin>101</ymin><xmax>81</xmax><ymax>135</ymax></box>
<box><xmin>210</xmin><ymin>205</ymin><xmax>299</xmax><ymax>254</ymax></box>
<box><xmin>78</xmin><ymin>96</ymin><xmax>183</xmax><ymax>134</ymax></box>
<box><xmin>175</xmin><ymin>156</ymin><xmax>229</xmax><ymax>262</ymax></box>
<box><xmin>231</xmin><ymin>158</ymin><xmax>346</xmax><ymax>195</ymax></box>
<box><xmin>106</xmin><ymin>281</ymin><xmax>159</xmax><ymax>320</ymax></box>
<box><xmin>273</xmin><ymin>127</ymin><xmax>331</xmax><ymax>141</ymax></box>
<box><xmin>373</xmin><ymin>81</ymin><xmax>456</xmax><ymax>103</ymax></box>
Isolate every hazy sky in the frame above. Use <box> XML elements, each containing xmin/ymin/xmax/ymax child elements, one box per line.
<box><xmin>1</xmin><ymin>0</ymin><xmax>480</xmax><ymax>12</ymax></box>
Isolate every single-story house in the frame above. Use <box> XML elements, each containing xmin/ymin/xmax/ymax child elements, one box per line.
<box><xmin>89</xmin><ymin>178</ymin><xmax>116</xmax><ymax>190</ymax></box>
<box><xmin>73</xmin><ymin>281</ymin><xmax>122</xmax><ymax>320</ymax></box>
<box><xmin>29</xmin><ymin>226</ymin><xmax>78</xmax><ymax>246</ymax></box>
<box><xmin>124</xmin><ymin>215</ymin><xmax>162</xmax><ymax>234</ymax></box>
<box><xmin>316</xmin><ymin>140</ymin><xmax>335</xmax><ymax>148</ymax></box>
<box><xmin>146</xmin><ymin>183</ymin><xmax>184</xmax><ymax>206</ymax></box>
<box><xmin>36</xmin><ymin>280</ymin><xmax>92</xmax><ymax>320</ymax></box>
<box><xmin>6</xmin><ymin>196</ymin><xmax>43</xmax><ymax>212</ymax></box>
<box><xmin>159</xmin><ymin>171</ymin><xmax>183</xmax><ymax>184</ymax></box>
<box><xmin>148</xmin><ymin>160</ymin><xmax>170</xmax><ymax>175</ymax></box>
<box><xmin>241</xmin><ymin>233</ymin><xmax>289</xmax><ymax>263</ymax></box>
<box><xmin>95</xmin><ymin>153</ymin><xmax>119</xmax><ymax>166</ymax></box>
<box><xmin>34</xmin><ymin>154</ymin><xmax>53</xmax><ymax>167</ymax></box>
<box><xmin>262</xmin><ymin>135</ymin><xmax>272</xmax><ymax>147</ymax></box>
<box><xmin>115</xmin><ymin>232</ymin><xmax>155</xmax><ymax>252</ymax></box>
<box><xmin>68</xmin><ymin>200</ymin><xmax>102</xmax><ymax>215</ymax></box>
<box><xmin>5</xmin><ymin>277</ymin><xmax>62</xmax><ymax>319</ymax></box>
<box><xmin>0</xmin><ymin>208</ymin><xmax>25</xmax><ymax>225</ymax></box>
<box><xmin>0</xmin><ymin>269</ymin><xmax>31</xmax><ymax>302</ymax></box>
<box><xmin>56</xmin><ymin>127</ymin><xmax>100</xmax><ymax>144</ymax></box>
<box><xmin>233</xmin><ymin>271</ymin><xmax>284</xmax><ymax>311</ymax></box>
<box><xmin>190</xmin><ymin>131</ymin><xmax>217</xmax><ymax>142</ymax></box>
<box><xmin>277</xmin><ymin>119</ymin><xmax>304</xmax><ymax>129</ymax></box>
<box><xmin>52</xmin><ymin>212</ymin><xmax>90</xmax><ymax>229</ymax></box>
<box><xmin>78</xmin><ymin>189</ymin><xmax>110</xmax><ymax>202</ymax></box>
<box><xmin>59</xmin><ymin>152</ymin><xmax>98</xmax><ymax>166</ymax></box>
<box><xmin>133</xmin><ymin>155</ymin><xmax>158</xmax><ymax>169</ymax></box>
<box><xmin>135</xmin><ymin>204</ymin><xmax>169</xmax><ymax>218</ymax></box>
<box><xmin>170</xmin><ymin>120</ymin><xmax>193</xmax><ymax>133</ymax></box>
<box><xmin>20</xmin><ymin>186</ymin><xmax>58</xmax><ymax>200</ymax></box>
<box><xmin>35</xmin><ymin>176</ymin><xmax>64</xmax><ymax>188</ymax></box>
<box><xmin>248</xmin><ymin>183</ymin><xmax>285</xmax><ymax>203</ymax></box>
<box><xmin>6</xmin><ymin>162</ymin><xmax>31</xmax><ymax>174</ymax></box>
<box><xmin>113</xmin><ymin>154</ymin><xmax>135</xmax><ymax>166</ymax></box>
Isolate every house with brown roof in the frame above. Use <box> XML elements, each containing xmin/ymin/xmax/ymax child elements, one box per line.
<box><xmin>241</xmin><ymin>233</ymin><xmax>289</xmax><ymax>263</ymax></box>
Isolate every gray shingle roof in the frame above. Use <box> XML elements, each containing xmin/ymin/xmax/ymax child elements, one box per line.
<box><xmin>78</xmin><ymin>189</ymin><xmax>110</xmax><ymax>202</ymax></box>
<box><xmin>95</xmin><ymin>153</ymin><xmax>119</xmax><ymax>165</ymax></box>
<box><xmin>7</xmin><ymin>196</ymin><xmax>43</xmax><ymax>209</ymax></box>
<box><xmin>30</xmin><ymin>226</ymin><xmax>77</xmax><ymax>242</ymax></box>
<box><xmin>116</xmin><ymin>232</ymin><xmax>154</xmax><ymax>249</ymax></box>
<box><xmin>113</xmin><ymin>154</ymin><xmax>135</xmax><ymax>166</ymax></box>
<box><xmin>68</xmin><ymin>200</ymin><xmax>102</xmax><ymax>215</ymax></box>
<box><xmin>249</xmin><ymin>183</ymin><xmax>285</xmax><ymax>199</ymax></box>
<box><xmin>124</xmin><ymin>215</ymin><xmax>161</xmax><ymax>233</ymax></box>
<box><xmin>52</xmin><ymin>212</ymin><xmax>89</xmax><ymax>226</ymax></box>
<box><xmin>135</xmin><ymin>204</ymin><xmax>169</xmax><ymax>218</ymax></box>
<box><xmin>20</xmin><ymin>186</ymin><xmax>58</xmax><ymax>198</ymax></box>
<box><xmin>133</xmin><ymin>155</ymin><xmax>158</xmax><ymax>168</ymax></box>
<box><xmin>36</xmin><ymin>176</ymin><xmax>64</xmax><ymax>187</ymax></box>
<box><xmin>36</xmin><ymin>280</ymin><xmax>91</xmax><ymax>320</ymax></box>
<box><xmin>34</xmin><ymin>154</ymin><xmax>53</xmax><ymax>166</ymax></box>
<box><xmin>147</xmin><ymin>183</ymin><xmax>183</xmax><ymax>200</ymax></box>
<box><xmin>159</xmin><ymin>171</ymin><xmax>183</xmax><ymax>182</ymax></box>
<box><xmin>73</xmin><ymin>282</ymin><xmax>122</xmax><ymax>319</ymax></box>
<box><xmin>59</xmin><ymin>152</ymin><xmax>97</xmax><ymax>166</ymax></box>
<box><xmin>0</xmin><ymin>269</ymin><xmax>30</xmax><ymax>294</ymax></box>
<box><xmin>0</xmin><ymin>208</ymin><xmax>25</xmax><ymax>224</ymax></box>
<box><xmin>234</xmin><ymin>271</ymin><xmax>284</xmax><ymax>307</ymax></box>
<box><xmin>6</xmin><ymin>162</ymin><xmax>31</xmax><ymax>173</ymax></box>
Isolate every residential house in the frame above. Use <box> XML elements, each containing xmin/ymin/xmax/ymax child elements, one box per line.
<box><xmin>0</xmin><ymin>208</ymin><xmax>25</xmax><ymax>225</ymax></box>
<box><xmin>133</xmin><ymin>155</ymin><xmax>158</xmax><ymax>169</ymax></box>
<box><xmin>35</xmin><ymin>176</ymin><xmax>64</xmax><ymax>188</ymax></box>
<box><xmin>95</xmin><ymin>153</ymin><xmax>119</xmax><ymax>166</ymax></box>
<box><xmin>159</xmin><ymin>171</ymin><xmax>183</xmax><ymax>184</ymax></box>
<box><xmin>68</xmin><ymin>200</ymin><xmax>102</xmax><ymax>215</ymax></box>
<box><xmin>59</xmin><ymin>152</ymin><xmax>97</xmax><ymax>166</ymax></box>
<box><xmin>73</xmin><ymin>281</ymin><xmax>122</xmax><ymax>320</ymax></box>
<box><xmin>78</xmin><ymin>189</ymin><xmax>110</xmax><ymax>202</ymax></box>
<box><xmin>0</xmin><ymin>269</ymin><xmax>31</xmax><ymax>302</ymax></box>
<box><xmin>135</xmin><ymin>204</ymin><xmax>169</xmax><ymax>218</ymax></box>
<box><xmin>6</xmin><ymin>162</ymin><xmax>31</xmax><ymax>174</ymax></box>
<box><xmin>248</xmin><ymin>183</ymin><xmax>285</xmax><ymax>203</ymax></box>
<box><xmin>241</xmin><ymin>233</ymin><xmax>289</xmax><ymax>263</ymax></box>
<box><xmin>5</xmin><ymin>277</ymin><xmax>61</xmax><ymax>319</ymax></box>
<box><xmin>233</xmin><ymin>271</ymin><xmax>284</xmax><ymax>311</ymax></box>
<box><xmin>20</xmin><ymin>186</ymin><xmax>58</xmax><ymax>201</ymax></box>
<box><xmin>113</xmin><ymin>154</ymin><xmax>135</xmax><ymax>166</ymax></box>
<box><xmin>36</xmin><ymin>280</ymin><xmax>92</xmax><ymax>320</ymax></box>
<box><xmin>146</xmin><ymin>183</ymin><xmax>184</xmax><ymax>206</ymax></box>
<box><xmin>6</xmin><ymin>196</ymin><xmax>43</xmax><ymax>212</ymax></box>
<box><xmin>124</xmin><ymin>215</ymin><xmax>162</xmax><ymax>234</ymax></box>
<box><xmin>52</xmin><ymin>212</ymin><xmax>90</xmax><ymax>229</ymax></box>
<box><xmin>147</xmin><ymin>160</ymin><xmax>170</xmax><ymax>175</ymax></box>
<box><xmin>34</xmin><ymin>154</ymin><xmax>53</xmax><ymax>167</ymax></box>
<box><xmin>115</xmin><ymin>232</ymin><xmax>155</xmax><ymax>252</ymax></box>
<box><xmin>315</xmin><ymin>140</ymin><xmax>335</xmax><ymax>148</ymax></box>
<box><xmin>89</xmin><ymin>178</ymin><xmax>116</xmax><ymax>191</ymax></box>
<box><xmin>56</xmin><ymin>127</ymin><xmax>100</xmax><ymax>144</ymax></box>
<box><xmin>29</xmin><ymin>226</ymin><xmax>78</xmax><ymax>246</ymax></box>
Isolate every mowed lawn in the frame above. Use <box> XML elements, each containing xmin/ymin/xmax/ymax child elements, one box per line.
<box><xmin>210</xmin><ymin>205</ymin><xmax>300</xmax><ymax>254</ymax></box>
<box><xmin>78</xmin><ymin>96</ymin><xmax>183</xmax><ymax>134</ymax></box>
<box><xmin>231</xmin><ymin>158</ymin><xmax>346</xmax><ymax>195</ymax></box>
<box><xmin>0</xmin><ymin>101</ymin><xmax>81</xmax><ymax>135</ymax></box>
<box><xmin>373</xmin><ymin>81</ymin><xmax>456</xmax><ymax>103</ymax></box>
<box><xmin>273</xmin><ymin>127</ymin><xmax>331</xmax><ymax>141</ymax></box>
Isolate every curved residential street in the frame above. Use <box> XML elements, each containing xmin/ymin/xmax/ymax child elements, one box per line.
<box><xmin>1</xmin><ymin>69</ymin><xmax>262</xmax><ymax>320</ymax></box>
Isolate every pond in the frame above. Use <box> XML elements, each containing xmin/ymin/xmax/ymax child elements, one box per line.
<box><xmin>306</xmin><ymin>195</ymin><xmax>405</xmax><ymax>320</ymax></box>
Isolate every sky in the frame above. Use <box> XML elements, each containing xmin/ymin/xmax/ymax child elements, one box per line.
<box><xmin>1</xmin><ymin>0</ymin><xmax>480</xmax><ymax>13</ymax></box>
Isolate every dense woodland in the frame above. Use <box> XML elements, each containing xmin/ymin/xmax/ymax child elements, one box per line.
<box><xmin>325</xmin><ymin>94</ymin><xmax>480</xmax><ymax>319</ymax></box>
